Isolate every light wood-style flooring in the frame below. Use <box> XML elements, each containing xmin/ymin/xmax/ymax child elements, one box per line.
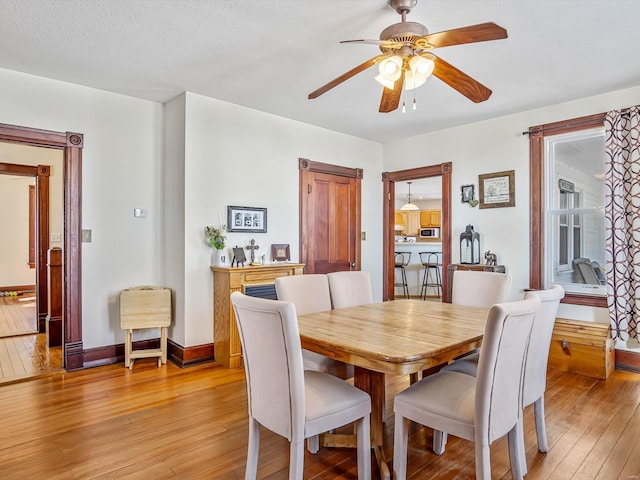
<box><xmin>0</xmin><ymin>291</ymin><xmax>37</xmax><ymax>337</ymax></box>
<box><xmin>0</xmin><ymin>359</ymin><xmax>639</xmax><ymax>479</ymax></box>
<box><xmin>0</xmin><ymin>293</ymin><xmax>63</xmax><ymax>384</ymax></box>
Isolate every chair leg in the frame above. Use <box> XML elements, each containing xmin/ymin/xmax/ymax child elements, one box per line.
<box><xmin>307</xmin><ymin>435</ymin><xmax>319</xmax><ymax>454</ymax></box>
<box><xmin>515</xmin><ymin>416</ymin><xmax>528</xmax><ymax>476</ymax></box>
<box><xmin>356</xmin><ymin>415</ymin><xmax>371</xmax><ymax>480</ymax></box>
<box><xmin>534</xmin><ymin>396</ymin><xmax>549</xmax><ymax>452</ymax></box>
<box><xmin>125</xmin><ymin>330</ymin><xmax>132</xmax><ymax>369</ymax></box>
<box><xmin>289</xmin><ymin>438</ymin><xmax>305</xmax><ymax>480</ymax></box>
<box><xmin>393</xmin><ymin>413</ymin><xmax>409</xmax><ymax>480</ymax></box>
<box><xmin>433</xmin><ymin>430</ymin><xmax>448</xmax><ymax>454</ymax></box>
<box><xmin>508</xmin><ymin>425</ymin><xmax>525</xmax><ymax>480</ymax></box>
<box><xmin>246</xmin><ymin>417</ymin><xmax>260</xmax><ymax>480</ymax></box>
<box><xmin>402</xmin><ymin>267</ymin><xmax>409</xmax><ymax>298</ymax></box>
<box><xmin>475</xmin><ymin>442</ymin><xmax>492</xmax><ymax>480</ymax></box>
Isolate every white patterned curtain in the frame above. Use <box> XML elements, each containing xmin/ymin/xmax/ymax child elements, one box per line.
<box><xmin>605</xmin><ymin>106</ymin><xmax>640</xmax><ymax>341</ymax></box>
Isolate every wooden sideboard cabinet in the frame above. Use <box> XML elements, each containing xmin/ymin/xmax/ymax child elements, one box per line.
<box><xmin>211</xmin><ymin>263</ymin><xmax>304</xmax><ymax>368</ymax></box>
<box><xmin>445</xmin><ymin>263</ymin><xmax>506</xmax><ymax>303</ymax></box>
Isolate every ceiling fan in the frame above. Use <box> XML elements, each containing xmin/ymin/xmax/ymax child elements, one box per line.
<box><xmin>308</xmin><ymin>0</ymin><xmax>508</xmax><ymax>113</ymax></box>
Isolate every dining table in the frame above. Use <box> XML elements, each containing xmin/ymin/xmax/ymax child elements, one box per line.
<box><xmin>296</xmin><ymin>299</ymin><xmax>489</xmax><ymax>480</ymax></box>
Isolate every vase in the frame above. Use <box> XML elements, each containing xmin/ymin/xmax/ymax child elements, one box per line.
<box><xmin>213</xmin><ymin>249</ymin><xmax>227</xmax><ymax>266</ymax></box>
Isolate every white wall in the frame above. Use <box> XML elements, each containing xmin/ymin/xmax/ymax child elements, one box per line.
<box><xmin>383</xmin><ymin>85</ymin><xmax>640</xmax><ymax>350</ymax></box>
<box><xmin>180</xmin><ymin>92</ymin><xmax>383</xmax><ymax>347</ymax></box>
<box><xmin>0</xmin><ymin>67</ymin><xmax>164</xmax><ymax>349</ymax></box>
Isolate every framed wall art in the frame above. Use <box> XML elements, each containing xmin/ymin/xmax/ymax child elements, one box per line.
<box><xmin>461</xmin><ymin>184</ymin><xmax>474</xmax><ymax>203</ymax></box>
<box><xmin>478</xmin><ymin>170</ymin><xmax>515</xmax><ymax>209</ymax></box>
<box><xmin>227</xmin><ymin>206</ymin><xmax>267</xmax><ymax>233</ymax></box>
<box><xmin>271</xmin><ymin>244</ymin><xmax>290</xmax><ymax>262</ymax></box>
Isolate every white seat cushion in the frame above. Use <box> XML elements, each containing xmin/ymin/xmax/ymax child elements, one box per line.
<box><xmin>304</xmin><ymin>370</ymin><xmax>371</xmax><ymax>437</ymax></box>
<box><xmin>394</xmin><ymin>371</ymin><xmax>477</xmax><ymax>441</ymax></box>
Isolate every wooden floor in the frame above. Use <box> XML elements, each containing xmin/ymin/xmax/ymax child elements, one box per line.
<box><xmin>0</xmin><ymin>360</ymin><xmax>639</xmax><ymax>479</ymax></box>
<box><xmin>0</xmin><ymin>292</ymin><xmax>37</xmax><ymax>337</ymax></box>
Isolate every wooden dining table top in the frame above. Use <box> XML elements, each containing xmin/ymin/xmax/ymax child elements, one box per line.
<box><xmin>297</xmin><ymin>299</ymin><xmax>489</xmax><ymax>376</ymax></box>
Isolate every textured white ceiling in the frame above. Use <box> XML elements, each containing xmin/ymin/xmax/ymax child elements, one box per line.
<box><xmin>0</xmin><ymin>0</ymin><xmax>639</xmax><ymax>143</ymax></box>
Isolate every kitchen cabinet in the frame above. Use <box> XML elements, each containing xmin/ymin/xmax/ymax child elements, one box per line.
<box><xmin>420</xmin><ymin>210</ymin><xmax>441</xmax><ymax>228</ymax></box>
<box><xmin>401</xmin><ymin>211</ymin><xmax>421</xmax><ymax>236</ymax></box>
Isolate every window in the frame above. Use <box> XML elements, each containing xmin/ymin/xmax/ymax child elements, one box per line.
<box><xmin>529</xmin><ymin>113</ymin><xmax>607</xmax><ymax>307</ymax></box>
<box><xmin>544</xmin><ymin>128</ymin><xmax>606</xmax><ymax>296</ymax></box>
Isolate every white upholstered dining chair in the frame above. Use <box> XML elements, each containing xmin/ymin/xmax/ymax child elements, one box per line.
<box><xmin>327</xmin><ymin>270</ymin><xmax>374</xmax><ymax>309</ymax></box>
<box><xmin>437</xmin><ymin>285</ymin><xmax>565</xmax><ymax>473</ymax></box>
<box><xmin>274</xmin><ymin>274</ymin><xmax>352</xmax><ymax>379</ymax></box>
<box><xmin>393</xmin><ymin>296</ymin><xmax>540</xmax><ymax>480</ymax></box>
<box><xmin>451</xmin><ymin>270</ymin><xmax>512</xmax><ymax>307</ymax></box>
<box><xmin>231</xmin><ymin>292</ymin><xmax>371</xmax><ymax>480</ymax></box>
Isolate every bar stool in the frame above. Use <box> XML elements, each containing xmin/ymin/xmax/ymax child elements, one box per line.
<box><xmin>419</xmin><ymin>252</ymin><xmax>442</xmax><ymax>299</ymax></box>
<box><xmin>394</xmin><ymin>252</ymin><xmax>411</xmax><ymax>299</ymax></box>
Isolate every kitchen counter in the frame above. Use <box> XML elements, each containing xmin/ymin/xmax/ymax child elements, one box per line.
<box><xmin>394</xmin><ymin>242</ymin><xmax>443</xmax><ymax>297</ymax></box>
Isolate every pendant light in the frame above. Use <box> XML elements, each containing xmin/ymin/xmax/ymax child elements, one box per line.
<box><xmin>400</xmin><ymin>181</ymin><xmax>419</xmax><ymax>211</ymax></box>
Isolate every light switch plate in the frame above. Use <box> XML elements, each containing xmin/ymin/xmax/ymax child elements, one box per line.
<box><xmin>51</xmin><ymin>233</ymin><xmax>61</xmax><ymax>242</ymax></box>
<box><xmin>361</xmin><ymin>232</ymin><xmax>366</xmax><ymax>240</ymax></box>
<box><xmin>81</xmin><ymin>229</ymin><xmax>92</xmax><ymax>242</ymax></box>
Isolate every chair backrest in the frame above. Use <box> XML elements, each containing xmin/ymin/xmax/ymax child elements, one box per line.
<box><xmin>475</xmin><ymin>296</ymin><xmax>540</xmax><ymax>445</ymax></box>
<box><xmin>231</xmin><ymin>292</ymin><xmax>304</xmax><ymax>441</ymax></box>
<box><xmin>327</xmin><ymin>271</ymin><xmax>374</xmax><ymax>309</ymax></box>
<box><xmin>573</xmin><ymin>257</ymin><xmax>601</xmax><ymax>285</ymax></box>
<box><xmin>275</xmin><ymin>274</ymin><xmax>332</xmax><ymax>315</ymax></box>
<box><xmin>522</xmin><ymin>285</ymin><xmax>565</xmax><ymax>407</ymax></box>
<box><xmin>451</xmin><ymin>270</ymin><xmax>512</xmax><ymax>307</ymax></box>
<box><xmin>394</xmin><ymin>252</ymin><xmax>411</xmax><ymax>267</ymax></box>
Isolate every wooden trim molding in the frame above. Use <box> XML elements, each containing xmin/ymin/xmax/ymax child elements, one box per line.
<box><xmin>0</xmin><ymin>123</ymin><xmax>83</xmax><ymax>370</ymax></box>
<box><xmin>528</xmin><ymin>113</ymin><xmax>606</xmax><ymax>307</ymax></box>
<box><xmin>615</xmin><ymin>349</ymin><xmax>640</xmax><ymax>373</ymax></box>
<box><xmin>382</xmin><ymin>163</ymin><xmax>452</xmax><ymax>301</ymax></box>
<box><xmin>168</xmin><ymin>340</ymin><xmax>215</xmax><ymax>368</ymax></box>
<box><xmin>299</xmin><ymin>157</ymin><xmax>363</xmax><ymax>179</ymax></box>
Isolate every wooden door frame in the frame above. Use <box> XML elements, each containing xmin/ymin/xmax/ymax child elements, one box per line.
<box><xmin>382</xmin><ymin>163</ymin><xmax>452</xmax><ymax>301</ymax></box>
<box><xmin>299</xmin><ymin>158</ymin><xmax>363</xmax><ymax>273</ymax></box>
<box><xmin>0</xmin><ymin>162</ymin><xmax>50</xmax><ymax>332</ymax></box>
<box><xmin>0</xmin><ymin>123</ymin><xmax>84</xmax><ymax>370</ymax></box>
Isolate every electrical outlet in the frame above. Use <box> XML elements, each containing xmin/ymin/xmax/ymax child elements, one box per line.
<box><xmin>51</xmin><ymin>233</ymin><xmax>61</xmax><ymax>242</ymax></box>
<box><xmin>361</xmin><ymin>232</ymin><xmax>366</xmax><ymax>240</ymax></box>
<box><xmin>81</xmin><ymin>229</ymin><xmax>92</xmax><ymax>242</ymax></box>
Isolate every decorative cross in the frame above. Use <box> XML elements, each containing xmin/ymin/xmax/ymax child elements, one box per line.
<box><xmin>245</xmin><ymin>239</ymin><xmax>260</xmax><ymax>263</ymax></box>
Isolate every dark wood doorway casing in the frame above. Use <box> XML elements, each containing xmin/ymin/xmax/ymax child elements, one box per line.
<box><xmin>0</xmin><ymin>162</ymin><xmax>50</xmax><ymax>331</ymax></box>
<box><xmin>382</xmin><ymin>163</ymin><xmax>452</xmax><ymax>301</ymax></box>
<box><xmin>299</xmin><ymin>158</ymin><xmax>362</xmax><ymax>274</ymax></box>
<box><xmin>0</xmin><ymin>123</ymin><xmax>83</xmax><ymax>370</ymax></box>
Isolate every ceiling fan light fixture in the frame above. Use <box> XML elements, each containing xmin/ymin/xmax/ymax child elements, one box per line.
<box><xmin>405</xmin><ymin>55</ymin><xmax>434</xmax><ymax>90</ymax></box>
<box><xmin>375</xmin><ymin>55</ymin><xmax>403</xmax><ymax>88</ymax></box>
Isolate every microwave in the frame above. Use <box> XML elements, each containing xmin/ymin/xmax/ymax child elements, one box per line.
<box><xmin>419</xmin><ymin>228</ymin><xmax>440</xmax><ymax>239</ymax></box>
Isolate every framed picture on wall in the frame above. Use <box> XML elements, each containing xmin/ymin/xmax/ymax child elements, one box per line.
<box><xmin>227</xmin><ymin>206</ymin><xmax>267</xmax><ymax>233</ymax></box>
<box><xmin>479</xmin><ymin>170</ymin><xmax>515</xmax><ymax>209</ymax></box>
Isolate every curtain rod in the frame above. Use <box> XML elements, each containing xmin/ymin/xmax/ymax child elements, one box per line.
<box><xmin>522</xmin><ymin>107</ymin><xmax>631</xmax><ymax>136</ymax></box>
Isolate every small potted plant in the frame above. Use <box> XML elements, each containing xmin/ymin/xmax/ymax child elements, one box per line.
<box><xmin>205</xmin><ymin>225</ymin><xmax>227</xmax><ymax>265</ymax></box>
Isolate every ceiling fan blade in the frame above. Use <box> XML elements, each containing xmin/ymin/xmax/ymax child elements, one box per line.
<box><xmin>415</xmin><ymin>22</ymin><xmax>507</xmax><ymax>49</ymax></box>
<box><xmin>308</xmin><ymin>54</ymin><xmax>387</xmax><ymax>99</ymax></box>
<box><xmin>340</xmin><ymin>39</ymin><xmax>406</xmax><ymax>48</ymax></box>
<box><xmin>379</xmin><ymin>70</ymin><xmax>404</xmax><ymax>113</ymax></box>
<box><xmin>432</xmin><ymin>55</ymin><xmax>492</xmax><ymax>103</ymax></box>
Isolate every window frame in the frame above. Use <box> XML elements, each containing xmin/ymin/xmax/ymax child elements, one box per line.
<box><xmin>529</xmin><ymin>112</ymin><xmax>607</xmax><ymax>307</ymax></box>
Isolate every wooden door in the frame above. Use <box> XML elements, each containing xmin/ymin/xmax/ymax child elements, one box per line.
<box><xmin>299</xmin><ymin>158</ymin><xmax>362</xmax><ymax>274</ymax></box>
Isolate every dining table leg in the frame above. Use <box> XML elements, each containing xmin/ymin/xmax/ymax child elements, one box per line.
<box><xmin>354</xmin><ymin>366</ymin><xmax>390</xmax><ymax>480</ymax></box>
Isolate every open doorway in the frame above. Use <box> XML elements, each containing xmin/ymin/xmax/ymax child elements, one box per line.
<box><xmin>382</xmin><ymin>163</ymin><xmax>452</xmax><ymax>301</ymax></box>
<box><xmin>0</xmin><ymin>122</ymin><xmax>84</xmax><ymax>372</ymax></box>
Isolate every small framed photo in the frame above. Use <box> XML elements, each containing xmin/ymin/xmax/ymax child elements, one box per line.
<box><xmin>461</xmin><ymin>184</ymin><xmax>474</xmax><ymax>203</ymax></box>
<box><xmin>227</xmin><ymin>206</ymin><xmax>267</xmax><ymax>233</ymax></box>
<box><xmin>479</xmin><ymin>170</ymin><xmax>515</xmax><ymax>209</ymax></box>
<box><xmin>271</xmin><ymin>244</ymin><xmax>290</xmax><ymax>262</ymax></box>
